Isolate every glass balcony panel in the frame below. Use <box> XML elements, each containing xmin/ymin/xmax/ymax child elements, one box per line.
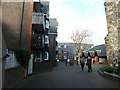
<box><xmin>32</xmin><ymin>12</ymin><xmax>45</xmax><ymax>33</ymax></box>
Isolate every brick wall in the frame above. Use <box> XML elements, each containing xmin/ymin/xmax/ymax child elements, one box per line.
<box><xmin>4</xmin><ymin>66</ymin><xmax>24</xmax><ymax>88</ymax></box>
<box><xmin>2</xmin><ymin>1</ymin><xmax>33</xmax><ymax>50</ymax></box>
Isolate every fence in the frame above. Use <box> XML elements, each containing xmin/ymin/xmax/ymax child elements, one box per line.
<box><xmin>5</xmin><ymin>51</ymin><xmax>33</xmax><ymax>75</ymax></box>
<box><xmin>5</xmin><ymin>51</ymin><xmax>20</xmax><ymax>69</ymax></box>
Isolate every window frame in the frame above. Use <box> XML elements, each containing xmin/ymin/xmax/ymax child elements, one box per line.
<box><xmin>44</xmin><ymin>52</ymin><xmax>49</xmax><ymax>60</ymax></box>
<box><xmin>45</xmin><ymin>35</ymin><xmax>49</xmax><ymax>44</ymax></box>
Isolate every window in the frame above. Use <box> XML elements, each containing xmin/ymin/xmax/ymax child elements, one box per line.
<box><xmin>35</xmin><ymin>58</ymin><xmax>41</xmax><ymax>62</ymax></box>
<box><xmin>32</xmin><ymin>31</ymin><xmax>35</xmax><ymax>34</ymax></box>
<box><xmin>81</xmin><ymin>46</ymin><xmax>83</xmax><ymax>49</ymax></box>
<box><xmin>59</xmin><ymin>56</ymin><xmax>61</xmax><ymax>59</ymax></box>
<box><xmin>46</xmin><ymin>20</ymin><xmax>49</xmax><ymax>29</ymax></box>
<box><xmin>59</xmin><ymin>51</ymin><xmax>61</xmax><ymax>54</ymax></box>
<box><xmin>64</xmin><ymin>56</ymin><xmax>67</xmax><ymax>59</ymax></box>
<box><xmin>44</xmin><ymin>52</ymin><xmax>49</xmax><ymax>60</ymax></box>
<box><xmin>45</xmin><ymin>36</ymin><xmax>49</xmax><ymax>44</ymax></box>
<box><xmin>64</xmin><ymin>51</ymin><xmax>67</xmax><ymax>53</ymax></box>
<box><xmin>58</xmin><ymin>45</ymin><xmax>61</xmax><ymax>48</ymax></box>
<box><xmin>64</xmin><ymin>45</ymin><xmax>67</xmax><ymax>48</ymax></box>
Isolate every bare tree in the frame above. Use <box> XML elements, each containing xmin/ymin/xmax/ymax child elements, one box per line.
<box><xmin>71</xmin><ymin>27</ymin><xmax>92</xmax><ymax>53</ymax></box>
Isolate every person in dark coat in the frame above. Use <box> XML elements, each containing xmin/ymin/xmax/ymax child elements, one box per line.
<box><xmin>87</xmin><ymin>56</ymin><xmax>92</xmax><ymax>72</ymax></box>
<box><xmin>80</xmin><ymin>57</ymin><xmax>85</xmax><ymax>71</ymax></box>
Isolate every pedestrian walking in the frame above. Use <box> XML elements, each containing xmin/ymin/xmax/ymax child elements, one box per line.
<box><xmin>80</xmin><ymin>57</ymin><xmax>85</xmax><ymax>71</ymax></box>
<box><xmin>86</xmin><ymin>56</ymin><xmax>92</xmax><ymax>72</ymax></box>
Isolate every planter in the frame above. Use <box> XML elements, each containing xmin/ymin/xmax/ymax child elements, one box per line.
<box><xmin>98</xmin><ymin>70</ymin><xmax>120</xmax><ymax>80</ymax></box>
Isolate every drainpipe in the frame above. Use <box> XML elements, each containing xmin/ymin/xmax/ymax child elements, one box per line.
<box><xmin>19</xmin><ymin>0</ymin><xmax>25</xmax><ymax>48</ymax></box>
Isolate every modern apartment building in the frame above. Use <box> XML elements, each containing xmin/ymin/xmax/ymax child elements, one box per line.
<box><xmin>104</xmin><ymin>1</ymin><xmax>120</xmax><ymax>66</ymax></box>
<box><xmin>32</xmin><ymin>2</ymin><xmax>45</xmax><ymax>63</ymax></box>
<box><xmin>32</xmin><ymin>1</ymin><xmax>50</xmax><ymax>61</ymax></box>
<box><xmin>32</xmin><ymin>1</ymin><xmax>59</xmax><ymax>72</ymax></box>
<box><xmin>32</xmin><ymin>1</ymin><xmax>46</xmax><ymax>72</ymax></box>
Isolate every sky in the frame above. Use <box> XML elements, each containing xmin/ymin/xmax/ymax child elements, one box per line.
<box><xmin>38</xmin><ymin>0</ymin><xmax>108</xmax><ymax>46</ymax></box>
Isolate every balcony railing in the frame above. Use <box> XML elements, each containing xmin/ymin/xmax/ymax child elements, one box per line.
<box><xmin>32</xmin><ymin>12</ymin><xmax>45</xmax><ymax>33</ymax></box>
<box><xmin>31</xmin><ymin>34</ymin><xmax>44</xmax><ymax>49</ymax></box>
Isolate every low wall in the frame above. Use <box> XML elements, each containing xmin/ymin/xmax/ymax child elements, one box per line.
<box><xmin>4</xmin><ymin>66</ymin><xmax>24</xmax><ymax>88</ymax></box>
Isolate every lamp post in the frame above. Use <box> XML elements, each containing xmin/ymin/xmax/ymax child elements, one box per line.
<box><xmin>65</xmin><ymin>50</ymin><xmax>69</xmax><ymax>66</ymax></box>
<box><xmin>76</xmin><ymin>51</ymin><xmax>79</xmax><ymax>66</ymax></box>
<box><xmin>62</xmin><ymin>50</ymin><xmax>63</xmax><ymax>62</ymax></box>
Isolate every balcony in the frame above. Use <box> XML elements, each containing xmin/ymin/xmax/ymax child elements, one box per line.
<box><xmin>32</xmin><ymin>12</ymin><xmax>45</xmax><ymax>33</ymax></box>
<box><xmin>31</xmin><ymin>34</ymin><xmax>44</xmax><ymax>49</ymax></box>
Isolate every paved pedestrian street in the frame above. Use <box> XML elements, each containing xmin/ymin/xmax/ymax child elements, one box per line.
<box><xmin>16</xmin><ymin>62</ymin><xmax>119</xmax><ymax>88</ymax></box>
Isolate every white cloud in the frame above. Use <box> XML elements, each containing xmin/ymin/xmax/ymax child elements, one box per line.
<box><xmin>95</xmin><ymin>4</ymin><xmax>104</xmax><ymax>9</ymax></box>
<box><xmin>48</xmin><ymin>0</ymin><xmax>107</xmax><ymax>46</ymax></box>
<box><xmin>49</xmin><ymin>0</ymin><xmax>75</xmax><ymax>43</ymax></box>
<box><xmin>66</xmin><ymin>16</ymin><xmax>108</xmax><ymax>45</ymax></box>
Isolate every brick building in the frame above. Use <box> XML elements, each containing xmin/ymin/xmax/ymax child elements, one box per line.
<box><xmin>1</xmin><ymin>0</ymin><xmax>58</xmax><ymax>87</ymax></box>
<box><xmin>2</xmin><ymin>1</ymin><xmax>33</xmax><ymax>88</ymax></box>
<box><xmin>58</xmin><ymin>43</ymin><xmax>93</xmax><ymax>61</ymax></box>
<box><xmin>32</xmin><ymin>1</ymin><xmax>58</xmax><ymax>72</ymax></box>
<box><xmin>49</xmin><ymin>18</ymin><xmax>58</xmax><ymax>66</ymax></box>
<box><xmin>81</xmin><ymin>44</ymin><xmax>107</xmax><ymax>64</ymax></box>
<box><xmin>32</xmin><ymin>1</ymin><xmax>51</xmax><ymax>72</ymax></box>
<box><xmin>2</xmin><ymin>1</ymin><xmax>33</xmax><ymax>50</ymax></box>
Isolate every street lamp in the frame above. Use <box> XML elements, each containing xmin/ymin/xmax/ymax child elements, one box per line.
<box><xmin>65</xmin><ymin>50</ymin><xmax>69</xmax><ymax>66</ymax></box>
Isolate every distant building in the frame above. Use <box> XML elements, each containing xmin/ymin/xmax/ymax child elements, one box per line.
<box><xmin>81</xmin><ymin>44</ymin><xmax>107</xmax><ymax>64</ymax></box>
<box><xmin>104</xmin><ymin>1</ymin><xmax>120</xmax><ymax>66</ymax></box>
<box><xmin>58</xmin><ymin>43</ymin><xmax>93</xmax><ymax>61</ymax></box>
